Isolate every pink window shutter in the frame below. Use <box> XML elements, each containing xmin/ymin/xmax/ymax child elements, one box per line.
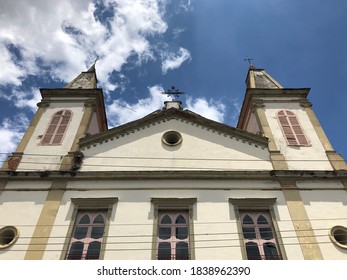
<box><xmin>42</xmin><ymin>110</ymin><xmax>72</xmax><ymax>145</ymax></box>
<box><xmin>277</xmin><ymin>110</ymin><xmax>309</xmax><ymax>146</ymax></box>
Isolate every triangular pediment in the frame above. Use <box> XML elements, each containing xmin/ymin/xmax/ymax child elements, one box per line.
<box><xmin>78</xmin><ymin>108</ymin><xmax>272</xmax><ymax>172</ymax></box>
<box><xmin>80</xmin><ymin>108</ymin><xmax>268</xmax><ymax>148</ymax></box>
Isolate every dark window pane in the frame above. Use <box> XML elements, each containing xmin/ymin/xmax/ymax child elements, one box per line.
<box><xmin>246</xmin><ymin>242</ymin><xmax>261</xmax><ymax>260</ymax></box>
<box><xmin>159</xmin><ymin>227</ymin><xmax>171</xmax><ymax>240</ymax></box>
<box><xmin>259</xmin><ymin>227</ymin><xmax>273</xmax><ymax>240</ymax></box>
<box><xmin>242</xmin><ymin>227</ymin><xmax>256</xmax><ymax>239</ymax></box>
<box><xmin>243</xmin><ymin>215</ymin><xmax>254</xmax><ymax>224</ymax></box>
<box><xmin>74</xmin><ymin>226</ymin><xmax>88</xmax><ymax>239</ymax></box>
<box><xmin>264</xmin><ymin>242</ymin><xmax>280</xmax><ymax>260</ymax></box>
<box><xmin>158</xmin><ymin>242</ymin><xmax>171</xmax><ymax>260</ymax></box>
<box><xmin>86</xmin><ymin>241</ymin><xmax>101</xmax><ymax>259</ymax></box>
<box><xmin>176</xmin><ymin>242</ymin><xmax>189</xmax><ymax>260</ymax></box>
<box><xmin>67</xmin><ymin>242</ymin><xmax>84</xmax><ymax>260</ymax></box>
<box><xmin>176</xmin><ymin>227</ymin><xmax>188</xmax><ymax>239</ymax></box>
<box><xmin>161</xmin><ymin>215</ymin><xmax>172</xmax><ymax>224</ymax></box>
<box><xmin>79</xmin><ymin>214</ymin><xmax>90</xmax><ymax>224</ymax></box>
<box><xmin>175</xmin><ymin>215</ymin><xmax>186</xmax><ymax>224</ymax></box>
<box><xmin>93</xmin><ymin>214</ymin><xmax>105</xmax><ymax>224</ymax></box>
<box><xmin>91</xmin><ymin>226</ymin><xmax>104</xmax><ymax>239</ymax></box>
<box><xmin>257</xmin><ymin>215</ymin><xmax>269</xmax><ymax>225</ymax></box>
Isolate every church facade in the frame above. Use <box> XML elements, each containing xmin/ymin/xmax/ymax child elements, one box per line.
<box><xmin>0</xmin><ymin>65</ymin><xmax>346</xmax><ymax>260</ymax></box>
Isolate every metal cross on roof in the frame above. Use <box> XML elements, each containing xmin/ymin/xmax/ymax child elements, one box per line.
<box><xmin>162</xmin><ymin>86</ymin><xmax>185</xmax><ymax>101</ymax></box>
<box><xmin>244</xmin><ymin>57</ymin><xmax>254</xmax><ymax>65</ymax></box>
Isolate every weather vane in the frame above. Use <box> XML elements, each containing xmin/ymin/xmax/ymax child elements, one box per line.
<box><xmin>244</xmin><ymin>57</ymin><xmax>254</xmax><ymax>66</ymax></box>
<box><xmin>161</xmin><ymin>86</ymin><xmax>185</xmax><ymax>101</ymax></box>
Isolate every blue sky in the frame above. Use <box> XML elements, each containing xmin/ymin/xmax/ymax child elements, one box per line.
<box><xmin>0</xmin><ymin>0</ymin><xmax>346</xmax><ymax>162</ymax></box>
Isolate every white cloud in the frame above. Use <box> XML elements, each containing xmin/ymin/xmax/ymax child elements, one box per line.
<box><xmin>0</xmin><ymin>115</ymin><xmax>29</xmax><ymax>162</ymax></box>
<box><xmin>0</xmin><ymin>44</ymin><xmax>25</xmax><ymax>86</ymax></box>
<box><xmin>107</xmin><ymin>85</ymin><xmax>170</xmax><ymax>127</ymax></box>
<box><xmin>186</xmin><ymin>97</ymin><xmax>225</xmax><ymax>123</ymax></box>
<box><xmin>0</xmin><ymin>87</ymin><xmax>41</xmax><ymax>113</ymax></box>
<box><xmin>0</xmin><ymin>0</ymin><xmax>169</xmax><ymax>90</ymax></box>
<box><xmin>106</xmin><ymin>86</ymin><xmax>226</xmax><ymax>128</ymax></box>
<box><xmin>161</xmin><ymin>47</ymin><xmax>191</xmax><ymax>74</ymax></box>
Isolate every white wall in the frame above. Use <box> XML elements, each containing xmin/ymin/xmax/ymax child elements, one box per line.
<box><xmin>81</xmin><ymin>120</ymin><xmax>272</xmax><ymax>172</ymax></box>
<box><xmin>17</xmin><ymin>102</ymin><xmax>85</xmax><ymax>171</ymax></box>
<box><xmin>40</xmin><ymin>179</ymin><xmax>305</xmax><ymax>260</ymax></box>
<box><xmin>0</xmin><ymin>181</ymin><xmax>50</xmax><ymax>260</ymax></box>
<box><xmin>263</xmin><ymin>102</ymin><xmax>333</xmax><ymax>170</ymax></box>
<box><xmin>299</xmin><ymin>180</ymin><xmax>347</xmax><ymax>259</ymax></box>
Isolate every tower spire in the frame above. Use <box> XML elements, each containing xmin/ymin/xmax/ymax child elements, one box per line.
<box><xmin>246</xmin><ymin>66</ymin><xmax>283</xmax><ymax>89</ymax></box>
<box><xmin>64</xmin><ymin>62</ymin><xmax>98</xmax><ymax>89</ymax></box>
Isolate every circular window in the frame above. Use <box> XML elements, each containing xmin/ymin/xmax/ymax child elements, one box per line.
<box><xmin>329</xmin><ymin>226</ymin><xmax>347</xmax><ymax>249</ymax></box>
<box><xmin>162</xmin><ymin>131</ymin><xmax>183</xmax><ymax>146</ymax></box>
<box><xmin>0</xmin><ymin>226</ymin><xmax>19</xmax><ymax>249</ymax></box>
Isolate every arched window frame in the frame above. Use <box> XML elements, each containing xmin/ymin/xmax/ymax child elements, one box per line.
<box><xmin>240</xmin><ymin>212</ymin><xmax>282</xmax><ymax>260</ymax></box>
<box><xmin>66</xmin><ymin>211</ymin><xmax>106</xmax><ymax>260</ymax></box>
<box><xmin>62</xmin><ymin>197</ymin><xmax>118</xmax><ymax>260</ymax></box>
<box><xmin>157</xmin><ymin>212</ymin><xmax>189</xmax><ymax>260</ymax></box>
<box><xmin>276</xmin><ymin>110</ymin><xmax>310</xmax><ymax>146</ymax></box>
<box><xmin>41</xmin><ymin>109</ymin><xmax>72</xmax><ymax>145</ymax></box>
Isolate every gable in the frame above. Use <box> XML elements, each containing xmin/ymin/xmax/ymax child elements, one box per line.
<box><xmin>79</xmin><ymin>115</ymin><xmax>272</xmax><ymax>172</ymax></box>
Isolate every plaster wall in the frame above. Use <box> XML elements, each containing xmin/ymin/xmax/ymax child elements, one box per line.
<box><xmin>0</xmin><ymin>181</ymin><xmax>50</xmax><ymax>259</ymax></box>
<box><xmin>298</xmin><ymin>180</ymin><xmax>347</xmax><ymax>259</ymax></box>
<box><xmin>17</xmin><ymin>102</ymin><xmax>85</xmax><ymax>171</ymax></box>
<box><xmin>245</xmin><ymin>112</ymin><xmax>261</xmax><ymax>135</ymax></box>
<box><xmin>39</xmin><ymin>179</ymin><xmax>303</xmax><ymax>260</ymax></box>
<box><xmin>81</xmin><ymin>120</ymin><xmax>272</xmax><ymax>172</ymax></box>
<box><xmin>263</xmin><ymin>102</ymin><xmax>332</xmax><ymax>170</ymax></box>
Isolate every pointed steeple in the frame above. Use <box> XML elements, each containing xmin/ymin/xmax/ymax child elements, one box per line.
<box><xmin>246</xmin><ymin>65</ymin><xmax>283</xmax><ymax>89</ymax></box>
<box><xmin>64</xmin><ymin>62</ymin><xmax>98</xmax><ymax>89</ymax></box>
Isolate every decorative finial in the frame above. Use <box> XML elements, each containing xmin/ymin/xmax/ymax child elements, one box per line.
<box><xmin>244</xmin><ymin>57</ymin><xmax>254</xmax><ymax>66</ymax></box>
<box><xmin>161</xmin><ymin>86</ymin><xmax>185</xmax><ymax>101</ymax></box>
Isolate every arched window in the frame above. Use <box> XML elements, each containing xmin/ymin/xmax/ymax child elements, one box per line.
<box><xmin>66</xmin><ymin>211</ymin><xmax>106</xmax><ymax>260</ymax></box>
<box><xmin>157</xmin><ymin>212</ymin><xmax>189</xmax><ymax>260</ymax></box>
<box><xmin>240</xmin><ymin>212</ymin><xmax>282</xmax><ymax>260</ymax></box>
<box><xmin>277</xmin><ymin>110</ymin><xmax>309</xmax><ymax>146</ymax></box>
<box><xmin>41</xmin><ymin>110</ymin><xmax>72</xmax><ymax>145</ymax></box>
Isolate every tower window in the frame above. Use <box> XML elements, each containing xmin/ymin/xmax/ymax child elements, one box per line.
<box><xmin>277</xmin><ymin>110</ymin><xmax>309</xmax><ymax>146</ymax></box>
<box><xmin>41</xmin><ymin>110</ymin><xmax>72</xmax><ymax>145</ymax></box>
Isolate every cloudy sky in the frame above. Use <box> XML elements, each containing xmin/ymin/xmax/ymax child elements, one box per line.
<box><xmin>1</xmin><ymin>0</ymin><xmax>346</xmax><ymax>162</ymax></box>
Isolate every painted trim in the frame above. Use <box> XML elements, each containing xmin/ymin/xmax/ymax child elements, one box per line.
<box><xmin>59</xmin><ymin>102</ymin><xmax>95</xmax><ymax>171</ymax></box>
<box><xmin>254</xmin><ymin>105</ymin><xmax>289</xmax><ymax>170</ymax></box>
<box><xmin>303</xmin><ymin>105</ymin><xmax>347</xmax><ymax>170</ymax></box>
<box><xmin>281</xmin><ymin>180</ymin><xmax>323</xmax><ymax>260</ymax></box>
<box><xmin>24</xmin><ymin>180</ymin><xmax>67</xmax><ymax>260</ymax></box>
<box><xmin>1</xmin><ymin>103</ymin><xmax>48</xmax><ymax>170</ymax></box>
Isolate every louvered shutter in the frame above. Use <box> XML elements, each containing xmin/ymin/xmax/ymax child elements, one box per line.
<box><xmin>277</xmin><ymin>110</ymin><xmax>309</xmax><ymax>146</ymax></box>
<box><xmin>41</xmin><ymin>110</ymin><xmax>72</xmax><ymax>145</ymax></box>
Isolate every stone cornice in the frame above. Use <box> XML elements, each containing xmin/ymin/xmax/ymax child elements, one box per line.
<box><xmin>1</xmin><ymin>169</ymin><xmax>346</xmax><ymax>181</ymax></box>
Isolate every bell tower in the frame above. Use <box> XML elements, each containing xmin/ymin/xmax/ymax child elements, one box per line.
<box><xmin>237</xmin><ymin>65</ymin><xmax>346</xmax><ymax>171</ymax></box>
<box><xmin>2</xmin><ymin>64</ymin><xmax>108</xmax><ymax>172</ymax></box>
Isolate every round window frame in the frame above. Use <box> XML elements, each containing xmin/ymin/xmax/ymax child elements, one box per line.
<box><xmin>329</xmin><ymin>225</ymin><xmax>347</xmax><ymax>249</ymax></box>
<box><xmin>162</xmin><ymin>131</ymin><xmax>183</xmax><ymax>146</ymax></box>
<box><xmin>0</xmin><ymin>226</ymin><xmax>19</xmax><ymax>249</ymax></box>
